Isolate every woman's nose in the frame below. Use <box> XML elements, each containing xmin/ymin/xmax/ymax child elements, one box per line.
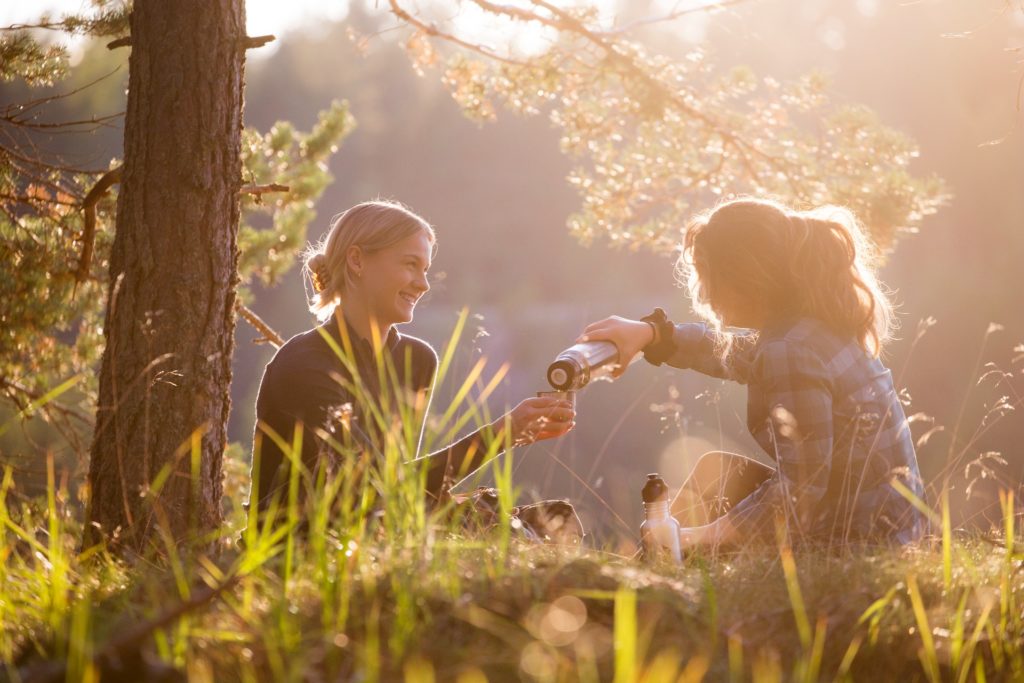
<box><xmin>415</xmin><ymin>272</ymin><xmax>430</xmax><ymax>293</ymax></box>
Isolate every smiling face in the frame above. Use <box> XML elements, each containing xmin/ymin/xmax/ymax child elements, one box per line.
<box><xmin>354</xmin><ymin>229</ymin><xmax>433</xmax><ymax>328</ymax></box>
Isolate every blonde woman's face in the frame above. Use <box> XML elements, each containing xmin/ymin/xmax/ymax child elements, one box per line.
<box><xmin>356</xmin><ymin>230</ymin><xmax>433</xmax><ymax>327</ymax></box>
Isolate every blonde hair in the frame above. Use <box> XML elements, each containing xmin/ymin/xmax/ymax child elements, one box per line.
<box><xmin>678</xmin><ymin>197</ymin><xmax>895</xmax><ymax>357</ymax></box>
<box><xmin>304</xmin><ymin>200</ymin><xmax>436</xmax><ymax>321</ymax></box>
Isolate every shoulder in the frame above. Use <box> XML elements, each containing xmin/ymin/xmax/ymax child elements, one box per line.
<box><xmin>395</xmin><ymin>332</ymin><xmax>438</xmax><ymax>363</ymax></box>
<box><xmin>757</xmin><ymin>318</ymin><xmax>827</xmax><ymax>355</ymax></box>
<box><xmin>768</xmin><ymin>318</ymin><xmax>883</xmax><ymax>387</ymax></box>
<box><xmin>267</xmin><ymin>327</ymin><xmax>334</xmax><ymax>371</ymax></box>
<box><xmin>256</xmin><ymin>328</ymin><xmax>340</xmax><ymax>415</ymax></box>
<box><xmin>753</xmin><ymin>319</ymin><xmax>836</xmax><ymax>388</ymax></box>
<box><xmin>394</xmin><ymin>332</ymin><xmax>439</xmax><ymax>386</ymax></box>
<box><xmin>758</xmin><ymin>318</ymin><xmax>863</xmax><ymax>363</ymax></box>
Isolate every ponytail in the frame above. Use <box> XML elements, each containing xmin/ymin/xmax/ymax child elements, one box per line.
<box><xmin>792</xmin><ymin>208</ymin><xmax>894</xmax><ymax>356</ymax></box>
<box><xmin>679</xmin><ymin>198</ymin><xmax>895</xmax><ymax>357</ymax></box>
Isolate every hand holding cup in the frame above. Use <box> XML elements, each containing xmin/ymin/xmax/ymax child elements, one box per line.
<box><xmin>492</xmin><ymin>393</ymin><xmax>576</xmax><ymax>445</ymax></box>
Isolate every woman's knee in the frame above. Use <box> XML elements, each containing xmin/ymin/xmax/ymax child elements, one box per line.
<box><xmin>687</xmin><ymin>450</ymin><xmax>772</xmax><ymax>497</ymax></box>
<box><xmin>690</xmin><ymin>451</ymin><xmax>735</xmax><ymax>482</ymax></box>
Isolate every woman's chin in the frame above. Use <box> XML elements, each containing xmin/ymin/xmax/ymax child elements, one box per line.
<box><xmin>395</xmin><ymin>306</ymin><xmax>415</xmax><ymax>325</ymax></box>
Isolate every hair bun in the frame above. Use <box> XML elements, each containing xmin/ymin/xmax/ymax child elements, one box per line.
<box><xmin>307</xmin><ymin>253</ymin><xmax>330</xmax><ymax>293</ymax></box>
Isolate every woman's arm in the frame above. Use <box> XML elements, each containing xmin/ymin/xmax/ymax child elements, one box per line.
<box><xmin>418</xmin><ymin>397</ymin><xmax>575</xmax><ymax>500</ymax></box>
<box><xmin>655</xmin><ymin>322</ymin><xmax>759</xmax><ymax>384</ymax></box>
<box><xmin>410</xmin><ymin>360</ymin><xmax>574</xmax><ymax>500</ymax></box>
<box><xmin>578</xmin><ymin>314</ymin><xmax>759</xmax><ymax>384</ymax></box>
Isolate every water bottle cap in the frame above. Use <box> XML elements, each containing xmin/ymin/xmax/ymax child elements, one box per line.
<box><xmin>641</xmin><ymin>473</ymin><xmax>668</xmax><ymax>503</ymax></box>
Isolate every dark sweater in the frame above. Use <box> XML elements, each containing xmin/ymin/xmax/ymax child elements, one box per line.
<box><xmin>249</xmin><ymin>314</ymin><xmax>489</xmax><ymax>512</ymax></box>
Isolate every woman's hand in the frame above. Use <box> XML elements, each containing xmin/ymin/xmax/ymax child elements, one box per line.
<box><xmin>578</xmin><ymin>315</ymin><xmax>655</xmax><ymax>378</ymax></box>
<box><xmin>677</xmin><ymin>516</ymin><xmax>736</xmax><ymax>549</ymax></box>
<box><xmin>492</xmin><ymin>396</ymin><xmax>575</xmax><ymax>446</ymax></box>
<box><xmin>677</xmin><ymin>526</ymin><xmax>707</xmax><ymax>549</ymax></box>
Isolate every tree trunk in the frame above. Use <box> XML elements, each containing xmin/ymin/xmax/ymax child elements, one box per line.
<box><xmin>86</xmin><ymin>0</ymin><xmax>245</xmax><ymax>550</ymax></box>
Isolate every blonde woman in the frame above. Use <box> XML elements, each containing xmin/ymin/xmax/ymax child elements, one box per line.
<box><xmin>250</xmin><ymin>200</ymin><xmax>575</xmax><ymax>515</ymax></box>
<box><xmin>581</xmin><ymin>198</ymin><xmax>926</xmax><ymax>548</ymax></box>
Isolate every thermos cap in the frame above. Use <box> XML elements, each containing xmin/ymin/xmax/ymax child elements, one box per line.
<box><xmin>549</xmin><ymin>367</ymin><xmax>569</xmax><ymax>389</ymax></box>
<box><xmin>641</xmin><ymin>472</ymin><xmax>668</xmax><ymax>503</ymax></box>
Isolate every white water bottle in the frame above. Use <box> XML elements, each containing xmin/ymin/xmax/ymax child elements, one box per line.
<box><xmin>640</xmin><ymin>473</ymin><xmax>682</xmax><ymax>564</ymax></box>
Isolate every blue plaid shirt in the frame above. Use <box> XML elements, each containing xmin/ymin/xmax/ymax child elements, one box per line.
<box><xmin>662</xmin><ymin>317</ymin><xmax>926</xmax><ymax>545</ymax></box>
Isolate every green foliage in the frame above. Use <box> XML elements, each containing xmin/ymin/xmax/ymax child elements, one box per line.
<box><xmin>38</xmin><ymin>4</ymin><xmax>131</xmax><ymax>39</ymax></box>
<box><xmin>0</xmin><ymin>33</ymin><xmax>69</xmax><ymax>85</ymax></box>
<box><xmin>238</xmin><ymin>101</ymin><xmax>356</xmax><ymax>291</ymax></box>
<box><xmin>0</xmin><ymin>0</ymin><xmax>128</xmax><ymax>84</ymax></box>
<box><xmin>0</xmin><ymin>13</ymin><xmax>353</xmax><ymax>441</ymax></box>
<box><xmin>0</xmin><ymin>217</ymin><xmax>106</xmax><ymax>456</ymax></box>
<box><xmin>403</xmin><ymin>8</ymin><xmax>948</xmax><ymax>253</ymax></box>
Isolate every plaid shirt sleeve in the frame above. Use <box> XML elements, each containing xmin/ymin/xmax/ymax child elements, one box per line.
<box><xmin>724</xmin><ymin>338</ymin><xmax>835</xmax><ymax>540</ymax></box>
<box><xmin>661</xmin><ymin>323</ymin><xmax>760</xmax><ymax>384</ymax></box>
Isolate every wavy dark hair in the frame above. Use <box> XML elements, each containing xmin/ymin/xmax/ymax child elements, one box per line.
<box><xmin>678</xmin><ymin>197</ymin><xmax>895</xmax><ymax>357</ymax></box>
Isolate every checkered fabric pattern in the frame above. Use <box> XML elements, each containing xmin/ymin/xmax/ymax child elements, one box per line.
<box><xmin>658</xmin><ymin>317</ymin><xmax>927</xmax><ymax>545</ymax></box>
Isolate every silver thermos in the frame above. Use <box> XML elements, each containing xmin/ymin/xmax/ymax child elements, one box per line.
<box><xmin>546</xmin><ymin>341</ymin><xmax>620</xmax><ymax>391</ymax></box>
<box><xmin>640</xmin><ymin>473</ymin><xmax>682</xmax><ymax>564</ymax></box>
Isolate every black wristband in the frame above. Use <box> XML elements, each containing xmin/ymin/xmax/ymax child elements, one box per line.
<box><xmin>645</xmin><ymin>320</ymin><xmax>658</xmax><ymax>345</ymax></box>
<box><xmin>640</xmin><ymin>307</ymin><xmax>676</xmax><ymax>366</ymax></box>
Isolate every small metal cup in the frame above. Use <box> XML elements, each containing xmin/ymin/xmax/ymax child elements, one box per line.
<box><xmin>536</xmin><ymin>390</ymin><xmax>576</xmax><ymax>409</ymax></box>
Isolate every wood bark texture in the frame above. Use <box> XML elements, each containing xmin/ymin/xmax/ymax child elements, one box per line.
<box><xmin>86</xmin><ymin>0</ymin><xmax>246</xmax><ymax>550</ymax></box>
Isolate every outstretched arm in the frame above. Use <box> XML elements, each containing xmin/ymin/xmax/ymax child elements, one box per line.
<box><xmin>414</xmin><ymin>390</ymin><xmax>575</xmax><ymax>501</ymax></box>
<box><xmin>579</xmin><ymin>312</ymin><xmax>759</xmax><ymax>384</ymax></box>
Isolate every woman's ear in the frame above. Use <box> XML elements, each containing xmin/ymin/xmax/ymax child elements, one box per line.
<box><xmin>345</xmin><ymin>245</ymin><xmax>364</xmax><ymax>280</ymax></box>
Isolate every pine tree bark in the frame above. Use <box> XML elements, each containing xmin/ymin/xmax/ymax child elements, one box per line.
<box><xmin>86</xmin><ymin>0</ymin><xmax>246</xmax><ymax>550</ymax></box>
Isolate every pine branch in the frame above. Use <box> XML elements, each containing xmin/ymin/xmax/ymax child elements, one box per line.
<box><xmin>388</xmin><ymin>0</ymin><xmax>531</xmax><ymax>67</ymax></box>
<box><xmin>0</xmin><ymin>376</ymin><xmax>92</xmax><ymax>425</ymax></box>
<box><xmin>1</xmin><ymin>7</ymin><xmax>129</xmax><ymax>38</ymax></box>
<box><xmin>1</xmin><ymin>68</ymin><xmax>122</xmax><ymax>119</ymax></box>
<box><xmin>239</xmin><ymin>182</ymin><xmax>289</xmax><ymax>196</ymax></box>
<box><xmin>76</xmin><ymin>166</ymin><xmax>122</xmax><ymax>291</ymax></box>
<box><xmin>242</xmin><ymin>34</ymin><xmax>276</xmax><ymax>49</ymax></box>
<box><xmin>601</xmin><ymin>0</ymin><xmax>758</xmax><ymax>35</ymax></box>
<box><xmin>2</xmin><ymin>112</ymin><xmax>123</xmax><ymax>133</ymax></box>
<box><xmin>463</xmin><ymin>0</ymin><xmax>807</xmax><ymax>198</ymax></box>
<box><xmin>235</xmin><ymin>302</ymin><xmax>284</xmax><ymax>348</ymax></box>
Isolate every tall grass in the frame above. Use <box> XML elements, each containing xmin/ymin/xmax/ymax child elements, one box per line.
<box><xmin>1</xmin><ymin>316</ymin><xmax>1022</xmax><ymax>682</ymax></box>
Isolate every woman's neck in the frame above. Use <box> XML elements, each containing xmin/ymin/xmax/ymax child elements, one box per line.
<box><xmin>333</xmin><ymin>303</ymin><xmax>392</xmax><ymax>347</ymax></box>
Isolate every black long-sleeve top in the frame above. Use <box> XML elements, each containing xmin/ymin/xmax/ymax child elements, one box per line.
<box><xmin>249</xmin><ymin>314</ymin><xmax>489</xmax><ymax>512</ymax></box>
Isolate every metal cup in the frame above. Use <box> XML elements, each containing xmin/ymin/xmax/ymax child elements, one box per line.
<box><xmin>536</xmin><ymin>390</ymin><xmax>576</xmax><ymax>410</ymax></box>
